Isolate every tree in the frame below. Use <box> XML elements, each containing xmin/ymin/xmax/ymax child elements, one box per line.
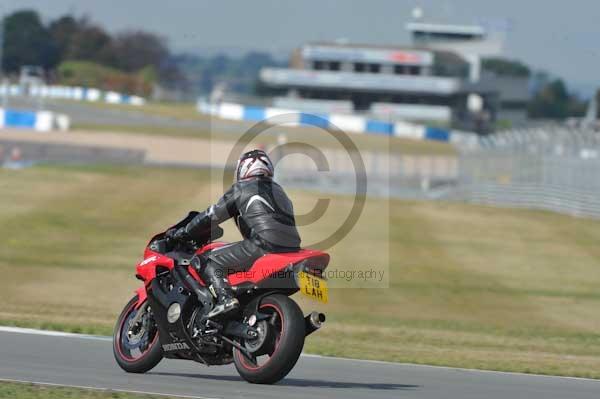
<box><xmin>98</xmin><ymin>30</ymin><xmax>185</xmax><ymax>89</ymax></box>
<box><xmin>2</xmin><ymin>10</ymin><xmax>59</xmax><ymax>72</ymax></box>
<box><xmin>482</xmin><ymin>58</ymin><xmax>531</xmax><ymax>77</ymax></box>
<box><xmin>528</xmin><ymin>78</ymin><xmax>586</xmax><ymax>119</ymax></box>
<box><xmin>106</xmin><ymin>31</ymin><xmax>169</xmax><ymax>73</ymax></box>
<box><xmin>48</xmin><ymin>15</ymin><xmax>79</xmax><ymax>61</ymax></box>
<box><xmin>63</xmin><ymin>18</ymin><xmax>112</xmax><ymax>64</ymax></box>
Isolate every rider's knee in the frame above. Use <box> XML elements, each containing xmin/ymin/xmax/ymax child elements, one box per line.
<box><xmin>191</xmin><ymin>254</ymin><xmax>206</xmax><ymax>272</ymax></box>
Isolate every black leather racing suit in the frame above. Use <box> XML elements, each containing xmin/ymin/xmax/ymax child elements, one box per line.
<box><xmin>182</xmin><ymin>176</ymin><xmax>301</xmax><ymax>291</ymax></box>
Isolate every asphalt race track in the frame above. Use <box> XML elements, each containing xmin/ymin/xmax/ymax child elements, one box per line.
<box><xmin>0</xmin><ymin>328</ymin><xmax>598</xmax><ymax>399</ymax></box>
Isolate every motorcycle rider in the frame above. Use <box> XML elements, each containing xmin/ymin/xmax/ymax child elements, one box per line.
<box><xmin>167</xmin><ymin>149</ymin><xmax>301</xmax><ymax>318</ymax></box>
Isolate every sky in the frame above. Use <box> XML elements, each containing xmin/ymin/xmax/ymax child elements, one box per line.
<box><xmin>1</xmin><ymin>0</ymin><xmax>598</xmax><ymax>96</ymax></box>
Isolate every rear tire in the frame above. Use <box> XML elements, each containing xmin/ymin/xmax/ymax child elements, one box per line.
<box><xmin>233</xmin><ymin>294</ymin><xmax>305</xmax><ymax>384</ymax></box>
<box><xmin>113</xmin><ymin>295</ymin><xmax>163</xmax><ymax>373</ymax></box>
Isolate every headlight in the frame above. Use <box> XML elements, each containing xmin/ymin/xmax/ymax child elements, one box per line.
<box><xmin>167</xmin><ymin>303</ymin><xmax>181</xmax><ymax>323</ymax></box>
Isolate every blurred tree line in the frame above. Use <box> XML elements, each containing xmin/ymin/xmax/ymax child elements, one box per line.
<box><xmin>1</xmin><ymin>9</ymin><xmax>184</xmax><ymax>96</ymax></box>
<box><xmin>2</xmin><ymin>8</ymin><xmax>589</xmax><ymax>114</ymax></box>
<box><xmin>0</xmin><ymin>9</ymin><xmax>281</xmax><ymax>99</ymax></box>
<box><xmin>174</xmin><ymin>52</ymin><xmax>284</xmax><ymax>96</ymax></box>
<box><xmin>482</xmin><ymin>58</ymin><xmax>531</xmax><ymax>77</ymax></box>
<box><xmin>528</xmin><ymin>72</ymin><xmax>587</xmax><ymax>119</ymax></box>
<box><xmin>483</xmin><ymin>57</ymin><xmax>587</xmax><ymax>120</ymax></box>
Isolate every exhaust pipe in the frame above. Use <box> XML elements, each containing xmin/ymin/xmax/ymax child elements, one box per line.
<box><xmin>304</xmin><ymin>312</ymin><xmax>326</xmax><ymax>336</ymax></box>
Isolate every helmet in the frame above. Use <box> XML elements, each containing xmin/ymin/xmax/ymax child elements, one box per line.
<box><xmin>235</xmin><ymin>149</ymin><xmax>274</xmax><ymax>182</ymax></box>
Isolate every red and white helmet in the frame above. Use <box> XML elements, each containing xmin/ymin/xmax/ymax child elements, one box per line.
<box><xmin>235</xmin><ymin>149</ymin><xmax>274</xmax><ymax>182</ymax></box>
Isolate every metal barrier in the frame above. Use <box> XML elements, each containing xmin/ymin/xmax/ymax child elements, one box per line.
<box><xmin>455</xmin><ymin>125</ymin><xmax>600</xmax><ymax>219</ymax></box>
<box><xmin>0</xmin><ymin>84</ymin><xmax>145</xmax><ymax>106</ymax></box>
<box><xmin>274</xmin><ymin>125</ymin><xmax>600</xmax><ymax>220</ymax></box>
<box><xmin>274</xmin><ymin>147</ymin><xmax>458</xmax><ymax>199</ymax></box>
<box><xmin>0</xmin><ymin>140</ymin><xmax>145</xmax><ymax>166</ymax></box>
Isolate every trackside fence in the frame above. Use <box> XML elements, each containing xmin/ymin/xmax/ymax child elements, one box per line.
<box><xmin>274</xmin><ymin>125</ymin><xmax>600</xmax><ymax>220</ymax></box>
<box><xmin>454</xmin><ymin>126</ymin><xmax>600</xmax><ymax>219</ymax></box>
<box><xmin>450</xmin><ymin>151</ymin><xmax>600</xmax><ymax>218</ymax></box>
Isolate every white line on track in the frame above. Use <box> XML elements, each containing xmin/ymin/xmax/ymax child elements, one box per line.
<box><xmin>0</xmin><ymin>326</ymin><xmax>112</xmax><ymax>341</ymax></box>
<box><xmin>0</xmin><ymin>377</ymin><xmax>220</xmax><ymax>399</ymax></box>
<box><xmin>1</xmin><ymin>326</ymin><xmax>599</xmax><ymax>384</ymax></box>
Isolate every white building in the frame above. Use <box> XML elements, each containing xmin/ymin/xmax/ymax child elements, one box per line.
<box><xmin>259</xmin><ymin>16</ymin><xmax>529</xmax><ymax>133</ymax></box>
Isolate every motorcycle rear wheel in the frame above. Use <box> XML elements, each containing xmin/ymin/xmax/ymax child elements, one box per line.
<box><xmin>233</xmin><ymin>294</ymin><xmax>305</xmax><ymax>384</ymax></box>
<box><xmin>113</xmin><ymin>295</ymin><xmax>163</xmax><ymax>373</ymax></box>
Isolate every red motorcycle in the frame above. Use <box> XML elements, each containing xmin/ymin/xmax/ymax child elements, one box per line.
<box><xmin>113</xmin><ymin>212</ymin><xmax>329</xmax><ymax>384</ymax></box>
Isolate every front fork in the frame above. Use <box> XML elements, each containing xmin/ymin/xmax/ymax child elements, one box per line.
<box><xmin>129</xmin><ymin>303</ymin><xmax>148</xmax><ymax>330</ymax></box>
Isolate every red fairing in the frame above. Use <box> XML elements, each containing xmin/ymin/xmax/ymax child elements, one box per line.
<box><xmin>134</xmin><ymin>251</ymin><xmax>176</xmax><ymax>309</ymax></box>
<box><xmin>189</xmin><ymin>246</ymin><xmax>328</xmax><ymax>286</ymax></box>
<box><xmin>136</xmin><ymin>251</ymin><xmax>175</xmax><ymax>283</ymax></box>
<box><xmin>195</xmin><ymin>241</ymin><xmax>227</xmax><ymax>256</ymax></box>
<box><xmin>228</xmin><ymin>249</ymin><xmax>329</xmax><ymax>285</ymax></box>
<box><xmin>134</xmin><ymin>286</ymin><xmax>147</xmax><ymax>309</ymax></box>
<box><xmin>132</xmin><ymin>241</ymin><xmax>328</xmax><ymax>303</ymax></box>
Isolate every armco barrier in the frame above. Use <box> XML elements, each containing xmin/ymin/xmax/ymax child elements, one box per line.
<box><xmin>452</xmin><ymin>127</ymin><xmax>600</xmax><ymax>219</ymax></box>
<box><xmin>0</xmin><ymin>139</ymin><xmax>145</xmax><ymax>165</ymax></box>
<box><xmin>197</xmin><ymin>100</ymin><xmax>477</xmax><ymax>145</ymax></box>
<box><xmin>0</xmin><ymin>108</ymin><xmax>70</xmax><ymax>132</ymax></box>
<box><xmin>0</xmin><ymin>84</ymin><xmax>145</xmax><ymax>106</ymax></box>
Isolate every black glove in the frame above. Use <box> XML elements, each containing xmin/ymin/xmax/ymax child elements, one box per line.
<box><xmin>175</xmin><ymin>227</ymin><xmax>191</xmax><ymax>242</ymax></box>
<box><xmin>166</xmin><ymin>227</ymin><xmax>190</xmax><ymax>243</ymax></box>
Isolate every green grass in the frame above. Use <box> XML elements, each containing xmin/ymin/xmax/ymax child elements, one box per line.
<box><xmin>74</xmin><ymin>124</ymin><xmax>216</xmax><ymax>140</ymax></box>
<box><xmin>57</xmin><ymin>99</ymin><xmax>203</xmax><ymax>120</ymax></box>
<box><xmin>0</xmin><ymin>318</ymin><xmax>112</xmax><ymax>336</ymax></box>
<box><xmin>2</xmin><ymin>164</ymin><xmax>600</xmax><ymax>378</ymax></box>
<box><xmin>0</xmin><ymin>382</ymin><xmax>173</xmax><ymax>399</ymax></box>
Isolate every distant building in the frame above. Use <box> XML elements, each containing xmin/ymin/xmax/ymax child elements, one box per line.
<box><xmin>259</xmin><ymin>17</ymin><xmax>530</xmax><ymax>133</ymax></box>
<box><xmin>19</xmin><ymin>65</ymin><xmax>45</xmax><ymax>87</ymax></box>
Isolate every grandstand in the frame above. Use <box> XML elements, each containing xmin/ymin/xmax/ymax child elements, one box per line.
<box><xmin>258</xmin><ymin>14</ymin><xmax>529</xmax><ymax>133</ymax></box>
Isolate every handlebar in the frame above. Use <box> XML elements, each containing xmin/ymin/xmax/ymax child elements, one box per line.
<box><xmin>148</xmin><ymin>225</ymin><xmax>224</xmax><ymax>254</ymax></box>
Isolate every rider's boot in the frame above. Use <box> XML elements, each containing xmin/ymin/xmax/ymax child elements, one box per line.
<box><xmin>205</xmin><ymin>272</ymin><xmax>239</xmax><ymax>319</ymax></box>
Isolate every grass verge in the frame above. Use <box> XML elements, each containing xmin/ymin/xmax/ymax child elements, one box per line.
<box><xmin>56</xmin><ymin>99</ymin><xmax>204</xmax><ymax>121</ymax></box>
<box><xmin>1</xmin><ymin>164</ymin><xmax>600</xmax><ymax>378</ymax></box>
<box><xmin>0</xmin><ymin>381</ymin><xmax>172</xmax><ymax>399</ymax></box>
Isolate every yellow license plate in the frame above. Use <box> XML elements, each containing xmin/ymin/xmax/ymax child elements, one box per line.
<box><xmin>298</xmin><ymin>271</ymin><xmax>328</xmax><ymax>304</ymax></box>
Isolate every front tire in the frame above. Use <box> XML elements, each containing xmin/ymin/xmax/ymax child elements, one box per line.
<box><xmin>233</xmin><ymin>294</ymin><xmax>305</xmax><ymax>384</ymax></box>
<box><xmin>113</xmin><ymin>295</ymin><xmax>163</xmax><ymax>373</ymax></box>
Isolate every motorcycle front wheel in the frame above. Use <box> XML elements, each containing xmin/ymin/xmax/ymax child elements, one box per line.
<box><xmin>113</xmin><ymin>295</ymin><xmax>163</xmax><ymax>373</ymax></box>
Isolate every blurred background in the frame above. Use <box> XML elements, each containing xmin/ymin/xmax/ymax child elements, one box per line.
<box><xmin>1</xmin><ymin>0</ymin><xmax>600</xmax><ymax>379</ymax></box>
